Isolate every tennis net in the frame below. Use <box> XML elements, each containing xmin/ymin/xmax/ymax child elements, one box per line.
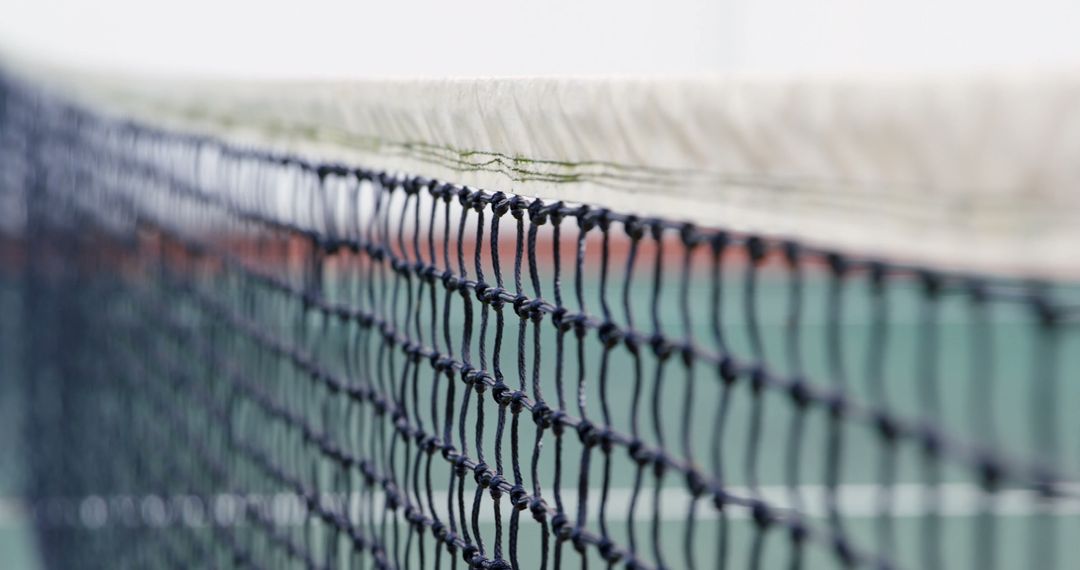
<box><xmin>2</xmin><ymin>74</ymin><xmax>1080</xmax><ymax>570</ymax></box>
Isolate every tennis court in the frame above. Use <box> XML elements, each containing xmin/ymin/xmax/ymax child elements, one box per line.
<box><xmin>3</xmin><ymin>249</ymin><xmax>1079</xmax><ymax>569</ymax></box>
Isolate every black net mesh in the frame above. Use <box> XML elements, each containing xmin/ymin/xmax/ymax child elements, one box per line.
<box><xmin>2</xmin><ymin>78</ymin><xmax>1080</xmax><ymax>570</ymax></box>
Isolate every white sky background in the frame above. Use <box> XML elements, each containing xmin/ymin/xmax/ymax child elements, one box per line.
<box><xmin>1</xmin><ymin>0</ymin><xmax>1080</xmax><ymax>78</ymax></box>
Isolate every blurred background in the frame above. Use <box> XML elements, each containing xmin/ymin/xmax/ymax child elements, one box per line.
<box><xmin>4</xmin><ymin>2</ymin><xmax>1080</xmax><ymax>569</ymax></box>
<box><xmin>2</xmin><ymin>0</ymin><xmax>1080</xmax><ymax>78</ymax></box>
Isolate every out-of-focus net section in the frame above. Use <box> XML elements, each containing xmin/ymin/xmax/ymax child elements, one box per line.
<box><xmin>2</xmin><ymin>76</ymin><xmax>1080</xmax><ymax>570</ymax></box>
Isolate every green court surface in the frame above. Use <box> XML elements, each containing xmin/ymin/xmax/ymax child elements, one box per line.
<box><xmin>0</xmin><ymin>278</ymin><xmax>41</xmax><ymax>570</ymax></box>
<box><xmin>5</xmin><ymin>258</ymin><xmax>1080</xmax><ymax>569</ymax></box>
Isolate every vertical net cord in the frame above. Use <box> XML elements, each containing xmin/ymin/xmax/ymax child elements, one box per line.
<box><xmin>866</xmin><ymin>263</ymin><xmax>896</xmax><ymax>563</ymax></box>
<box><xmin>917</xmin><ymin>274</ymin><xmax>942</xmax><ymax>570</ymax></box>
<box><xmin>824</xmin><ymin>254</ymin><xmax>852</xmax><ymax>567</ymax></box>
<box><xmin>969</xmin><ymin>281</ymin><xmax>996</xmax><ymax>570</ymax></box>
<box><xmin>782</xmin><ymin>242</ymin><xmax>808</xmax><ymax>570</ymax></box>
<box><xmin>709</xmin><ymin>234</ymin><xmax>733</xmax><ymax>570</ymax></box>
<box><xmin>1031</xmin><ymin>287</ymin><xmax>1061</xmax><ymax>570</ymax></box>
<box><xmin>678</xmin><ymin>226</ymin><xmax>702</xmax><ymax>570</ymax></box>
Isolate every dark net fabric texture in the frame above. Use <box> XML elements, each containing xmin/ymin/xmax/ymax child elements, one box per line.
<box><xmin>3</xmin><ymin>80</ymin><xmax>1080</xmax><ymax>570</ymax></box>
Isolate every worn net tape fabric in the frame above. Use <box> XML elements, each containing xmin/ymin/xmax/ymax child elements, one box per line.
<box><xmin>4</xmin><ymin>58</ymin><xmax>1080</xmax><ymax>277</ymax></box>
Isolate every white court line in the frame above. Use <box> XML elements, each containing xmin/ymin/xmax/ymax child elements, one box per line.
<box><xmin>0</xmin><ymin>497</ymin><xmax>27</xmax><ymax>527</ymax></box>
<box><xmin>4</xmin><ymin>483</ymin><xmax>1080</xmax><ymax>529</ymax></box>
